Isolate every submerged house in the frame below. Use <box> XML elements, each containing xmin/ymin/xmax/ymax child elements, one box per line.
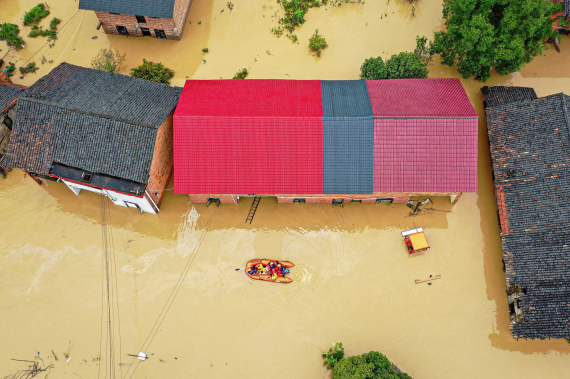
<box><xmin>0</xmin><ymin>80</ymin><xmax>25</xmax><ymax>173</ymax></box>
<box><xmin>6</xmin><ymin>63</ymin><xmax>181</xmax><ymax>214</ymax></box>
<box><xmin>173</xmin><ymin>79</ymin><xmax>478</xmax><ymax>205</ymax></box>
<box><xmin>79</xmin><ymin>0</ymin><xmax>193</xmax><ymax>40</ymax></box>
<box><xmin>483</xmin><ymin>85</ymin><xmax>570</xmax><ymax>339</ymax></box>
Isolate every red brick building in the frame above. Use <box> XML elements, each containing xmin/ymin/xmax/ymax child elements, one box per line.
<box><xmin>173</xmin><ymin>79</ymin><xmax>478</xmax><ymax>206</ymax></box>
<box><xmin>6</xmin><ymin>63</ymin><xmax>181</xmax><ymax>214</ymax></box>
<box><xmin>79</xmin><ymin>0</ymin><xmax>193</xmax><ymax>40</ymax></box>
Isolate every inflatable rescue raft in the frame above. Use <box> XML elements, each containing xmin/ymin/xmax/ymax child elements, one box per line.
<box><xmin>246</xmin><ymin>259</ymin><xmax>295</xmax><ymax>283</ymax></box>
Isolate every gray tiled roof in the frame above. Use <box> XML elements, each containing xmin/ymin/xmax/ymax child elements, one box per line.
<box><xmin>23</xmin><ymin>63</ymin><xmax>181</xmax><ymax>127</ymax></box>
<box><xmin>566</xmin><ymin>0</ymin><xmax>570</xmax><ymax>15</ymax></box>
<box><xmin>7</xmin><ymin>99</ymin><xmax>158</xmax><ymax>183</ymax></box>
<box><xmin>321</xmin><ymin>80</ymin><xmax>374</xmax><ymax>194</ymax></box>
<box><xmin>481</xmin><ymin>86</ymin><xmax>537</xmax><ymax>109</ymax></box>
<box><xmin>6</xmin><ymin>63</ymin><xmax>181</xmax><ymax>183</ymax></box>
<box><xmin>0</xmin><ymin>84</ymin><xmax>24</xmax><ymax>114</ymax></box>
<box><xmin>485</xmin><ymin>90</ymin><xmax>570</xmax><ymax>339</ymax></box>
<box><xmin>78</xmin><ymin>0</ymin><xmax>176</xmax><ymax>19</ymax></box>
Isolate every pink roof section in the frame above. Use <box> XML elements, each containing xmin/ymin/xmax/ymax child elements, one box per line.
<box><xmin>174</xmin><ymin>80</ymin><xmax>324</xmax><ymax>194</ymax></box>
<box><xmin>366</xmin><ymin>79</ymin><xmax>478</xmax><ymax>118</ymax></box>
<box><xmin>374</xmin><ymin>118</ymin><xmax>478</xmax><ymax>193</ymax></box>
<box><xmin>368</xmin><ymin>79</ymin><xmax>478</xmax><ymax>193</ymax></box>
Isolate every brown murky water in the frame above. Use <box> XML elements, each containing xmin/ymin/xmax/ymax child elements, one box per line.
<box><xmin>2</xmin><ymin>0</ymin><xmax>570</xmax><ymax>378</ymax></box>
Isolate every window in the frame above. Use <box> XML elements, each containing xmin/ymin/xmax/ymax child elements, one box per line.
<box><xmin>141</xmin><ymin>27</ymin><xmax>151</xmax><ymax>36</ymax></box>
<box><xmin>135</xmin><ymin>15</ymin><xmax>146</xmax><ymax>23</ymax></box>
<box><xmin>351</xmin><ymin>199</ymin><xmax>362</xmax><ymax>203</ymax></box>
<box><xmin>116</xmin><ymin>25</ymin><xmax>129</xmax><ymax>36</ymax></box>
<box><xmin>293</xmin><ymin>198</ymin><xmax>305</xmax><ymax>203</ymax></box>
<box><xmin>81</xmin><ymin>173</ymin><xmax>93</xmax><ymax>183</ymax></box>
<box><xmin>376</xmin><ymin>198</ymin><xmax>394</xmax><ymax>204</ymax></box>
<box><xmin>110</xmin><ymin>12</ymin><xmax>120</xmax><ymax>15</ymax></box>
<box><xmin>3</xmin><ymin>117</ymin><xmax>13</xmax><ymax>129</ymax></box>
<box><xmin>206</xmin><ymin>198</ymin><xmax>220</xmax><ymax>207</ymax></box>
<box><xmin>332</xmin><ymin>199</ymin><xmax>344</xmax><ymax>207</ymax></box>
<box><xmin>154</xmin><ymin>29</ymin><xmax>167</xmax><ymax>39</ymax></box>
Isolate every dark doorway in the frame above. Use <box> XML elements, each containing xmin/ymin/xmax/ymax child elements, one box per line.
<box><xmin>116</xmin><ymin>26</ymin><xmax>129</xmax><ymax>36</ymax></box>
<box><xmin>135</xmin><ymin>15</ymin><xmax>146</xmax><ymax>23</ymax></box>
<box><xmin>141</xmin><ymin>27</ymin><xmax>151</xmax><ymax>37</ymax></box>
<box><xmin>154</xmin><ymin>29</ymin><xmax>167</xmax><ymax>39</ymax></box>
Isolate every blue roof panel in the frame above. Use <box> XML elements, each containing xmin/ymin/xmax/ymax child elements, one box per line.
<box><xmin>321</xmin><ymin>80</ymin><xmax>374</xmax><ymax>194</ymax></box>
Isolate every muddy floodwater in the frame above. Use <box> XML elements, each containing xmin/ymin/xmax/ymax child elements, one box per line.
<box><xmin>2</xmin><ymin>0</ymin><xmax>570</xmax><ymax>378</ymax></box>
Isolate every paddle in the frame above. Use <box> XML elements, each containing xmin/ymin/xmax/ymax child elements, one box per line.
<box><xmin>235</xmin><ymin>267</ymin><xmax>247</xmax><ymax>271</ymax></box>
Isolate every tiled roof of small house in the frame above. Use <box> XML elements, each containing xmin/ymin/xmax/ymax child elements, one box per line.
<box><xmin>23</xmin><ymin>63</ymin><xmax>181</xmax><ymax>127</ymax></box>
<box><xmin>481</xmin><ymin>86</ymin><xmax>538</xmax><ymax>109</ymax></box>
<box><xmin>565</xmin><ymin>0</ymin><xmax>570</xmax><ymax>15</ymax></box>
<box><xmin>485</xmin><ymin>89</ymin><xmax>570</xmax><ymax>339</ymax></box>
<box><xmin>6</xmin><ymin>63</ymin><xmax>181</xmax><ymax>184</ymax></box>
<box><xmin>78</xmin><ymin>0</ymin><xmax>176</xmax><ymax>19</ymax></box>
<box><xmin>0</xmin><ymin>84</ymin><xmax>24</xmax><ymax>115</ymax></box>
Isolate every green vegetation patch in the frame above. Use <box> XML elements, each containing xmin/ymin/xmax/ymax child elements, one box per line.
<box><xmin>91</xmin><ymin>48</ymin><xmax>127</xmax><ymax>73</ymax></box>
<box><xmin>233</xmin><ymin>68</ymin><xmax>248</xmax><ymax>79</ymax></box>
<box><xmin>4</xmin><ymin>62</ymin><xmax>16</xmax><ymax>78</ymax></box>
<box><xmin>131</xmin><ymin>59</ymin><xmax>175</xmax><ymax>85</ymax></box>
<box><xmin>19</xmin><ymin>62</ymin><xmax>38</xmax><ymax>74</ymax></box>
<box><xmin>322</xmin><ymin>342</ymin><xmax>345</xmax><ymax>370</ymax></box>
<box><xmin>0</xmin><ymin>23</ymin><xmax>25</xmax><ymax>50</ymax></box>
<box><xmin>308</xmin><ymin>28</ymin><xmax>328</xmax><ymax>56</ymax></box>
<box><xmin>431</xmin><ymin>0</ymin><xmax>560</xmax><ymax>81</ymax></box>
<box><xmin>278</xmin><ymin>0</ymin><xmax>321</xmax><ymax>33</ymax></box>
<box><xmin>24</xmin><ymin>3</ymin><xmax>51</xmax><ymax>26</ymax></box>
<box><xmin>331</xmin><ymin>351</ymin><xmax>412</xmax><ymax>379</ymax></box>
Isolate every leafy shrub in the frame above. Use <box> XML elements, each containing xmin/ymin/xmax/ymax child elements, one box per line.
<box><xmin>322</xmin><ymin>342</ymin><xmax>344</xmax><ymax>370</ymax></box>
<box><xmin>49</xmin><ymin>17</ymin><xmax>61</xmax><ymax>30</ymax></box>
<box><xmin>24</xmin><ymin>3</ymin><xmax>51</xmax><ymax>26</ymax></box>
<box><xmin>331</xmin><ymin>351</ymin><xmax>412</xmax><ymax>379</ymax></box>
<box><xmin>4</xmin><ymin>62</ymin><xmax>16</xmax><ymax>77</ymax></box>
<box><xmin>431</xmin><ymin>0</ymin><xmax>559</xmax><ymax>81</ymax></box>
<box><xmin>91</xmin><ymin>48</ymin><xmax>127</xmax><ymax>73</ymax></box>
<box><xmin>308</xmin><ymin>29</ymin><xmax>328</xmax><ymax>57</ymax></box>
<box><xmin>385</xmin><ymin>51</ymin><xmax>428</xmax><ymax>79</ymax></box>
<box><xmin>29</xmin><ymin>25</ymin><xmax>56</xmax><ymax>39</ymax></box>
<box><xmin>0</xmin><ymin>23</ymin><xmax>25</xmax><ymax>50</ymax></box>
<box><xmin>414</xmin><ymin>35</ymin><xmax>433</xmax><ymax>65</ymax></box>
<box><xmin>19</xmin><ymin>62</ymin><xmax>38</xmax><ymax>74</ymax></box>
<box><xmin>202</xmin><ymin>47</ymin><xmax>209</xmax><ymax>53</ymax></box>
<box><xmin>131</xmin><ymin>59</ymin><xmax>175</xmax><ymax>84</ymax></box>
<box><xmin>360</xmin><ymin>56</ymin><xmax>387</xmax><ymax>80</ymax></box>
<box><xmin>233</xmin><ymin>68</ymin><xmax>248</xmax><ymax>79</ymax></box>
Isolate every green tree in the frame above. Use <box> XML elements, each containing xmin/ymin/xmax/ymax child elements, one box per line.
<box><xmin>360</xmin><ymin>56</ymin><xmax>387</xmax><ymax>80</ymax></box>
<box><xmin>331</xmin><ymin>351</ymin><xmax>412</xmax><ymax>379</ymax></box>
<box><xmin>0</xmin><ymin>23</ymin><xmax>25</xmax><ymax>50</ymax></box>
<box><xmin>91</xmin><ymin>48</ymin><xmax>127</xmax><ymax>73</ymax></box>
<box><xmin>322</xmin><ymin>342</ymin><xmax>345</xmax><ymax>369</ymax></box>
<box><xmin>130</xmin><ymin>59</ymin><xmax>175</xmax><ymax>85</ymax></box>
<box><xmin>23</xmin><ymin>3</ymin><xmax>51</xmax><ymax>26</ymax></box>
<box><xmin>431</xmin><ymin>0</ymin><xmax>559</xmax><ymax>81</ymax></box>
<box><xmin>385</xmin><ymin>51</ymin><xmax>428</xmax><ymax>79</ymax></box>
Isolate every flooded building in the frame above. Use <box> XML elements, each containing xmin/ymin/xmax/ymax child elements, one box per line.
<box><xmin>483</xmin><ymin>85</ymin><xmax>570</xmax><ymax>339</ymax></box>
<box><xmin>0</xmin><ymin>78</ymin><xmax>25</xmax><ymax>175</ymax></box>
<box><xmin>5</xmin><ymin>62</ymin><xmax>181</xmax><ymax>214</ymax></box>
<box><xmin>173</xmin><ymin>79</ymin><xmax>478</xmax><ymax>205</ymax></box>
<box><xmin>79</xmin><ymin>0</ymin><xmax>193</xmax><ymax>40</ymax></box>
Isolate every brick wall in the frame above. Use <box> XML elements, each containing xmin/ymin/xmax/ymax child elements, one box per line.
<box><xmin>146</xmin><ymin>111</ymin><xmax>174</xmax><ymax>209</ymax></box>
<box><xmin>187</xmin><ymin>192</ymin><xmax>462</xmax><ymax>205</ymax></box>
<box><xmin>95</xmin><ymin>0</ymin><xmax>192</xmax><ymax>40</ymax></box>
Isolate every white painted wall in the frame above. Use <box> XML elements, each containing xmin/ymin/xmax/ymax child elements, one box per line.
<box><xmin>62</xmin><ymin>180</ymin><xmax>157</xmax><ymax>214</ymax></box>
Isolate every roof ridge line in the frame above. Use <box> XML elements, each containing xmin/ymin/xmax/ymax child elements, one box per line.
<box><xmin>18</xmin><ymin>97</ymin><xmax>160</xmax><ymax>129</ymax></box>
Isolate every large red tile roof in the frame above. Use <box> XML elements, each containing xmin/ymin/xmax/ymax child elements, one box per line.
<box><xmin>174</xmin><ymin>80</ymin><xmax>324</xmax><ymax>194</ymax></box>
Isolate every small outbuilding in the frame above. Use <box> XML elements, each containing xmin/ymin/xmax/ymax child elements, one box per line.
<box><xmin>6</xmin><ymin>63</ymin><xmax>181</xmax><ymax>214</ymax></box>
<box><xmin>483</xmin><ymin>85</ymin><xmax>570</xmax><ymax>339</ymax></box>
<box><xmin>79</xmin><ymin>0</ymin><xmax>193</xmax><ymax>40</ymax></box>
<box><xmin>173</xmin><ymin>78</ymin><xmax>478</xmax><ymax>205</ymax></box>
